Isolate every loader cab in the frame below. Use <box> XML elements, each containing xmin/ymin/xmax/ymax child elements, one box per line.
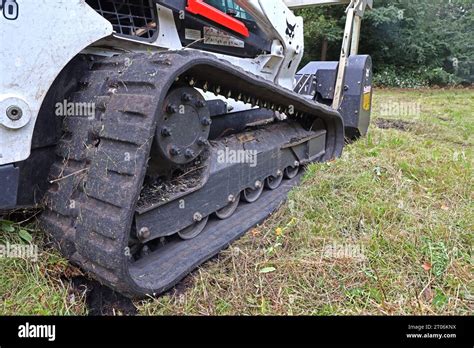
<box><xmin>85</xmin><ymin>0</ymin><xmax>271</xmax><ymax>58</ymax></box>
<box><xmin>171</xmin><ymin>0</ymin><xmax>272</xmax><ymax>58</ymax></box>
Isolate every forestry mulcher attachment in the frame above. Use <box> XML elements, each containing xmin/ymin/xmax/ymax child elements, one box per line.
<box><xmin>0</xmin><ymin>0</ymin><xmax>373</xmax><ymax>297</ymax></box>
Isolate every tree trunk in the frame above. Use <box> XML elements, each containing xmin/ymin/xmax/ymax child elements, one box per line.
<box><xmin>321</xmin><ymin>37</ymin><xmax>328</xmax><ymax>61</ymax></box>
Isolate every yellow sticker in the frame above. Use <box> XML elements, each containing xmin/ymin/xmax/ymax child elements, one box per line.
<box><xmin>362</xmin><ymin>85</ymin><xmax>372</xmax><ymax>111</ymax></box>
<box><xmin>363</xmin><ymin>93</ymin><xmax>371</xmax><ymax>111</ymax></box>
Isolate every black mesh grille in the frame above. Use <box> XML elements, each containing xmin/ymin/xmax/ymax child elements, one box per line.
<box><xmin>86</xmin><ymin>0</ymin><xmax>158</xmax><ymax>40</ymax></box>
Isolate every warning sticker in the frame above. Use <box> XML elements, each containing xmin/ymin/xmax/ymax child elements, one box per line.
<box><xmin>363</xmin><ymin>86</ymin><xmax>372</xmax><ymax>111</ymax></box>
<box><xmin>362</xmin><ymin>85</ymin><xmax>372</xmax><ymax>111</ymax></box>
<box><xmin>363</xmin><ymin>93</ymin><xmax>371</xmax><ymax>111</ymax></box>
<box><xmin>203</xmin><ymin>26</ymin><xmax>245</xmax><ymax>48</ymax></box>
<box><xmin>185</xmin><ymin>28</ymin><xmax>202</xmax><ymax>41</ymax></box>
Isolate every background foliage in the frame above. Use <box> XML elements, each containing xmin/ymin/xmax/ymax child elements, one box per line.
<box><xmin>297</xmin><ymin>0</ymin><xmax>473</xmax><ymax>87</ymax></box>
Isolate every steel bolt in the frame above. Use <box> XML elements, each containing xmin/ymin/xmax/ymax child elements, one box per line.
<box><xmin>201</xmin><ymin>118</ymin><xmax>212</xmax><ymax>126</ymax></box>
<box><xmin>141</xmin><ymin>245</ymin><xmax>151</xmax><ymax>256</ymax></box>
<box><xmin>228</xmin><ymin>194</ymin><xmax>235</xmax><ymax>203</ymax></box>
<box><xmin>197</xmin><ymin>137</ymin><xmax>208</xmax><ymax>146</ymax></box>
<box><xmin>138</xmin><ymin>227</ymin><xmax>151</xmax><ymax>240</ymax></box>
<box><xmin>294</xmin><ymin>161</ymin><xmax>300</xmax><ymax>167</ymax></box>
<box><xmin>161</xmin><ymin>127</ymin><xmax>172</xmax><ymax>137</ymax></box>
<box><xmin>6</xmin><ymin>106</ymin><xmax>23</xmax><ymax>121</ymax></box>
<box><xmin>195</xmin><ymin>100</ymin><xmax>206</xmax><ymax>108</ymax></box>
<box><xmin>193</xmin><ymin>212</ymin><xmax>203</xmax><ymax>222</ymax></box>
<box><xmin>182</xmin><ymin>93</ymin><xmax>192</xmax><ymax>102</ymax></box>
<box><xmin>166</xmin><ymin>104</ymin><xmax>177</xmax><ymax>114</ymax></box>
<box><xmin>276</xmin><ymin>170</ymin><xmax>283</xmax><ymax>177</ymax></box>
<box><xmin>255</xmin><ymin>180</ymin><xmax>263</xmax><ymax>189</ymax></box>
<box><xmin>170</xmin><ymin>146</ymin><xmax>181</xmax><ymax>156</ymax></box>
<box><xmin>184</xmin><ymin>148</ymin><xmax>195</xmax><ymax>159</ymax></box>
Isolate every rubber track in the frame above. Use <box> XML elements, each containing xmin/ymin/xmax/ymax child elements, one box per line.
<box><xmin>40</xmin><ymin>51</ymin><xmax>344</xmax><ymax>297</ymax></box>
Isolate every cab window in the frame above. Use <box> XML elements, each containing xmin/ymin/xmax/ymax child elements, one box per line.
<box><xmin>204</xmin><ymin>0</ymin><xmax>253</xmax><ymax>21</ymax></box>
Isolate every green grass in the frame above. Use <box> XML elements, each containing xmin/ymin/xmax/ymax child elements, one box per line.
<box><xmin>0</xmin><ymin>219</ymin><xmax>86</xmax><ymax>315</ymax></box>
<box><xmin>1</xmin><ymin>88</ymin><xmax>472</xmax><ymax>315</ymax></box>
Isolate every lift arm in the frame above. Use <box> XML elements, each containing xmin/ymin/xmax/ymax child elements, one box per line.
<box><xmin>332</xmin><ymin>0</ymin><xmax>373</xmax><ymax>108</ymax></box>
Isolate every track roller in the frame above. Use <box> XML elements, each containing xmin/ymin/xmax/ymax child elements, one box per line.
<box><xmin>265</xmin><ymin>170</ymin><xmax>284</xmax><ymax>190</ymax></box>
<box><xmin>178</xmin><ymin>216</ymin><xmax>209</xmax><ymax>240</ymax></box>
<box><xmin>215</xmin><ymin>194</ymin><xmax>240</xmax><ymax>220</ymax></box>
<box><xmin>242</xmin><ymin>180</ymin><xmax>264</xmax><ymax>203</ymax></box>
<box><xmin>284</xmin><ymin>163</ymin><xmax>300</xmax><ymax>179</ymax></box>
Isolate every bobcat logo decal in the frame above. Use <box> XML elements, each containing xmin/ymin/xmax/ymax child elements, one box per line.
<box><xmin>286</xmin><ymin>20</ymin><xmax>296</xmax><ymax>39</ymax></box>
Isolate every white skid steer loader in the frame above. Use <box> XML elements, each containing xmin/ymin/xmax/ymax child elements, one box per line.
<box><xmin>0</xmin><ymin>0</ymin><xmax>373</xmax><ymax>297</ymax></box>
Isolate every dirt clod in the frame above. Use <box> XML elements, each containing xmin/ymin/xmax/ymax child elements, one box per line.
<box><xmin>375</xmin><ymin>118</ymin><xmax>414</xmax><ymax>131</ymax></box>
